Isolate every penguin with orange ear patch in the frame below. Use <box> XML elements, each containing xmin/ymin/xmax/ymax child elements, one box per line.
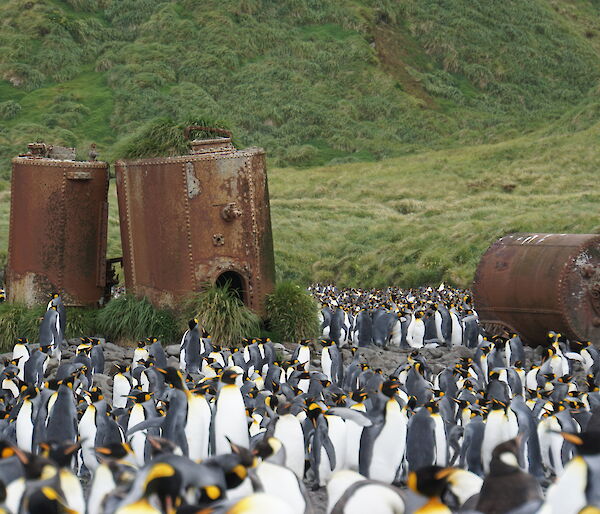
<box><xmin>542</xmin><ymin>431</ymin><xmax>600</xmax><ymax>513</ymax></box>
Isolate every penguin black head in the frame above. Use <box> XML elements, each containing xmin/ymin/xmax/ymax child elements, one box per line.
<box><xmin>408</xmin><ymin>465</ymin><xmax>451</xmax><ymax>499</ymax></box>
<box><xmin>144</xmin><ymin>462</ymin><xmax>183</xmax><ymax>512</ymax></box>
<box><xmin>197</xmin><ymin>484</ymin><xmax>224</xmax><ymax>505</ymax></box>
<box><xmin>156</xmin><ymin>367</ymin><xmax>186</xmax><ymax>389</ymax></box>
<box><xmin>126</xmin><ymin>391</ymin><xmax>154</xmax><ymax>404</ymax></box>
<box><xmin>84</xmin><ymin>387</ymin><xmax>103</xmax><ymax>403</ymax></box>
<box><xmin>221</xmin><ymin>368</ymin><xmax>242</xmax><ymax>385</ymax></box>
<box><xmin>490</xmin><ymin>437</ymin><xmax>522</xmax><ymax>475</ymax></box>
<box><xmin>306</xmin><ymin>402</ymin><xmax>323</xmax><ymax>426</ymax></box>
<box><xmin>95</xmin><ymin>442</ymin><xmax>133</xmax><ymax>461</ymax></box>
<box><xmin>38</xmin><ymin>441</ymin><xmax>81</xmax><ymax>468</ymax></box>
<box><xmin>253</xmin><ymin>437</ymin><xmax>283</xmax><ymax>461</ymax></box>
<box><xmin>136</xmin><ymin>341</ymin><xmax>146</xmax><ymax>349</ymax></box>
<box><xmin>380</xmin><ymin>379</ymin><xmax>400</xmax><ymax>398</ymax></box>
<box><xmin>58</xmin><ymin>376</ymin><xmax>74</xmax><ymax>389</ymax></box>
<box><xmin>24</xmin><ymin>485</ymin><xmax>71</xmax><ymax>514</ymax></box>
<box><xmin>21</xmin><ymin>386</ymin><xmax>39</xmax><ymax>400</ymax></box>
<box><xmin>561</xmin><ymin>431</ymin><xmax>600</xmax><ymax>455</ymax></box>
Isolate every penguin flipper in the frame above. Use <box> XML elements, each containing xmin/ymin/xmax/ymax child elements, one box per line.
<box><xmin>126</xmin><ymin>416</ymin><xmax>166</xmax><ymax>437</ymax></box>
<box><xmin>326</xmin><ymin>407</ymin><xmax>372</xmax><ymax>427</ymax></box>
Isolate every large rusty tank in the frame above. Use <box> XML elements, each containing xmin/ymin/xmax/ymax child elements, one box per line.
<box><xmin>115</xmin><ymin>128</ymin><xmax>275</xmax><ymax>315</ymax></box>
<box><xmin>7</xmin><ymin>143</ymin><xmax>110</xmax><ymax>307</ymax></box>
<box><xmin>473</xmin><ymin>233</ymin><xmax>600</xmax><ymax>345</ymax></box>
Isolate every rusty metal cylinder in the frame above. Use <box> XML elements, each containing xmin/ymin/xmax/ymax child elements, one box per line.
<box><xmin>115</xmin><ymin>134</ymin><xmax>275</xmax><ymax>315</ymax></box>
<box><xmin>473</xmin><ymin>233</ymin><xmax>600</xmax><ymax>345</ymax></box>
<box><xmin>7</xmin><ymin>149</ymin><xmax>109</xmax><ymax>307</ymax></box>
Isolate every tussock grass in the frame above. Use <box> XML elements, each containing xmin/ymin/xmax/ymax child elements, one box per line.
<box><xmin>2</xmin><ymin>0</ymin><xmax>600</xmax><ymax>175</ymax></box>
<box><xmin>266</xmin><ymin>281</ymin><xmax>320</xmax><ymax>343</ymax></box>
<box><xmin>95</xmin><ymin>295</ymin><xmax>178</xmax><ymax>344</ymax></box>
<box><xmin>113</xmin><ymin>117</ymin><xmax>230</xmax><ymax>160</ymax></box>
<box><xmin>0</xmin><ymin>303</ymin><xmax>45</xmax><ymax>351</ymax></box>
<box><xmin>183</xmin><ymin>284</ymin><xmax>261</xmax><ymax>347</ymax></box>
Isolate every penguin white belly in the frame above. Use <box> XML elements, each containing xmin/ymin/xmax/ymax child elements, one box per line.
<box><xmin>5</xmin><ymin>478</ymin><xmax>26</xmax><ymax>514</ymax></box>
<box><xmin>179</xmin><ymin>347</ymin><xmax>187</xmax><ymax>371</ymax></box>
<box><xmin>434</xmin><ymin>311</ymin><xmax>443</xmax><ymax>342</ymax></box>
<box><xmin>274</xmin><ymin>414</ymin><xmax>305</xmax><ymax>479</ymax></box>
<box><xmin>298</xmin><ymin>347</ymin><xmax>310</xmax><ymax>371</ymax></box>
<box><xmin>79</xmin><ymin>405</ymin><xmax>98</xmax><ymax>472</ymax></box>
<box><xmin>140</xmin><ymin>372</ymin><xmax>150</xmax><ymax>392</ymax></box>
<box><xmin>407</xmin><ymin>319</ymin><xmax>424</xmax><ymax>348</ymax></box>
<box><xmin>87</xmin><ymin>464</ymin><xmax>116</xmax><ymax>514</ymax></box>
<box><xmin>325</xmin><ymin>415</ymin><xmax>347</xmax><ymax>473</ymax></box>
<box><xmin>298</xmin><ymin>378</ymin><xmax>310</xmax><ymax>394</ymax></box>
<box><xmin>369</xmin><ymin>401</ymin><xmax>407</xmax><ymax>483</ymax></box>
<box><xmin>256</xmin><ymin>462</ymin><xmax>305</xmax><ymax>514</ymax></box>
<box><xmin>327</xmin><ymin>470</ymin><xmax>363</xmax><ymax>513</ymax></box>
<box><xmin>542</xmin><ymin>455</ymin><xmax>587</xmax><ymax>514</ymax></box>
<box><xmin>113</xmin><ymin>374</ymin><xmax>131</xmax><ymax>409</ymax></box>
<box><xmin>481</xmin><ymin>411</ymin><xmax>506</xmax><ymax>474</ymax></box>
<box><xmin>60</xmin><ymin>469</ymin><xmax>85</xmax><ymax>513</ymax></box>
<box><xmin>127</xmin><ymin>404</ymin><xmax>147</xmax><ymax>467</ymax></box>
<box><xmin>16</xmin><ymin>400</ymin><xmax>34</xmax><ymax>452</ymax></box>
<box><xmin>450</xmin><ymin>314</ymin><xmax>463</xmax><ymax>346</ymax></box>
<box><xmin>13</xmin><ymin>345</ymin><xmax>29</xmax><ymax>381</ymax></box>
<box><xmin>3</xmin><ymin>379</ymin><xmax>18</xmax><ymax>398</ymax></box>
<box><xmin>45</xmin><ymin>392</ymin><xmax>58</xmax><ymax>425</ymax></box>
<box><xmin>341</xmin><ymin>484</ymin><xmax>405</xmax><ymax>514</ymax></box>
<box><xmin>526</xmin><ymin>369</ymin><xmax>539</xmax><ymax>391</ymax></box>
<box><xmin>582</xmin><ymin>350</ymin><xmax>594</xmax><ymax>372</ymax></box>
<box><xmin>432</xmin><ymin>413</ymin><xmax>447</xmax><ymax>466</ymax></box>
<box><xmin>214</xmin><ymin>385</ymin><xmax>249</xmax><ymax>455</ymax></box>
<box><xmin>322</xmin><ymin>348</ymin><xmax>333</xmax><ymax>382</ymax></box>
<box><xmin>345</xmin><ymin>419</ymin><xmax>365</xmax><ymax>472</ymax></box>
<box><xmin>132</xmin><ymin>348</ymin><xmax>148</xmax><ymax>369</ymax></box>
<box><xmin>389</xmin><ymin>320</ymin><xmax>402</xmax><ymax>348</ymax></box>
<box><xmin>186</xmin><ymin>395</ymin><xmax>211</xmax><ymax>460</ymax></box>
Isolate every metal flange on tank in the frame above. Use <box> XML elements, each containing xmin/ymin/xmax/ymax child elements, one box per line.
<box><xmin>473</xmin><ymin>233</ymin><xmax>600</xmax><ymax>346</ymax></box>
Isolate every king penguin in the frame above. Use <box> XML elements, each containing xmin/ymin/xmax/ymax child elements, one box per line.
<box><xmin>213</xmin><ymin>368</ymin><xmax>250</xmax><ymax>455</ymax></box>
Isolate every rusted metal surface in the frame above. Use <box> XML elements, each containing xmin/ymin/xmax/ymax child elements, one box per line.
<box><xmin>7</xmin><ymin>150</ymin><xmax>110</xmax><ymax>307</ymax></box>
<box><xmin>473</xmin><ymin>233</ymin><xmax>600</xmax><ymax>345</ymax></box>
<box><xmin>115</xmin><ymin>134</ymin><xmax>276</xmax><ymax>315</ymax></box>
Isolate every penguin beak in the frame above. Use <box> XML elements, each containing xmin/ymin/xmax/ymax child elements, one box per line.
<box><xmin>560</xmin><ymin>432</ymin><xmax>583</xmax><ymax>445</ymax></box>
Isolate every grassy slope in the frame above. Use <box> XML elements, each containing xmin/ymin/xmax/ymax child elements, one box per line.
<box><xmin>2</xmin><ymin>0</ymin><xmax>600</xmax><ymax>286</ymax></box>
<box><xmin>269</xmin><ymin>121</ymin><xmax>600</xmax><ymax>288</ymax></box>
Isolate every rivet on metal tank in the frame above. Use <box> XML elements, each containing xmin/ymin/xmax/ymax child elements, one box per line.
<box><xmin>472</xmin><ymin>233</ymin><xmax>600</xmax><ymax>346</ymax></box>
<box><xmin>7</xmin><ymin>143</ymin><xmax>110</xmax><ymax>307</ymax></box>
<box><xmin>114</xmin><ymin>127</ymin><xmax>276</xmax><ymax>316</ymax></box>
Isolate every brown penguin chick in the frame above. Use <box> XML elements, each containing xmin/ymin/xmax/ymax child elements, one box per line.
<box><xmin>476</xmin><ymin>438</ymin><xmax>542</xmax><ymax>514</ymax></box>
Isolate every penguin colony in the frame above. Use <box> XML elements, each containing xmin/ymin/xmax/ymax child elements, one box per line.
<box><xmin>0</xmin><ymin>288</ymin><xmax>597</xmax><ymax>514</ymax></box>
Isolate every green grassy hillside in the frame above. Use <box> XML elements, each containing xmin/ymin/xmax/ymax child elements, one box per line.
<box><xmin>2</xmin><ymin>0</ymin><xmax>600</xmax><ymax>173</ymax></box>
<box><xmin>2</xmin><ymin>0</ymin><xmax>600</xmax><ymax>287</ymax></box>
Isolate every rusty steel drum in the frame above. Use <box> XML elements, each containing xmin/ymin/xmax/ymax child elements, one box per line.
<box><xmin>115</xmin><ymin>133</ymin><xmax>275</xmax><ymax>315</ymax></box>
<box><xmin>7</xmin><ymin>149</ymin><xmax>110</xmax><ymax>307</ymax></box>
<box><xmin>473</xmin><ymin>233</ymin><xmax>600</xmax><ymax>345</ymax></box>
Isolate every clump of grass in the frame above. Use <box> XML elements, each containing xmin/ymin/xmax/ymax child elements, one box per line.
<box><xmin>0</xmin><ymin>303</ymin><xmax>45</xmax><ymax>351</ymax></box>
<box><xmin>65</xmin><ymin>308</ymin><xmax>98</xmax><ymax>339</ymax></box>
<box><xmin>114</xmin><ymin>117</ymin><xmax>231</xmax><ymax>159</ymax></box>
<box><xmin>183</xmin><ymin>284</ymin><xmax>261</xmax><ymax>347</ymax></box>
<box><xmin>266</xmin><ymin>281</ymin><xmax>320</xmax><ymax>343</ymax></box>
<box><xmin>95</xmin><ymin>295</ymin><xmax>178</xmax><ymax>344</ymax></box>
<box><xmin>0</xmin><ymin>101</ymin><xmax>21</xmax><ymax>120</ymax></box>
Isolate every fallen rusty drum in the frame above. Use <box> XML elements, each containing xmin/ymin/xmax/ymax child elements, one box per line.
<box><xmin>7</xmin><ymin>146</ymin><xmax>110</xmax><ymax>307</ymax></box>
<box><xmin>115</xmin><ymin>131</ymin><xmax>276</xmax><ymax>315</ymax></box>
<box><xmin>473</xmin><ymin>233</ymin><xmax>600</xmax><ymax>345</ymax></box>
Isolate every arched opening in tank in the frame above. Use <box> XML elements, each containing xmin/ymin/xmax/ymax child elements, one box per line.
<box><xmin>215</xmin><ymin>271</ymin><xmax>247</xmax><ymax>306</ymax></box>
